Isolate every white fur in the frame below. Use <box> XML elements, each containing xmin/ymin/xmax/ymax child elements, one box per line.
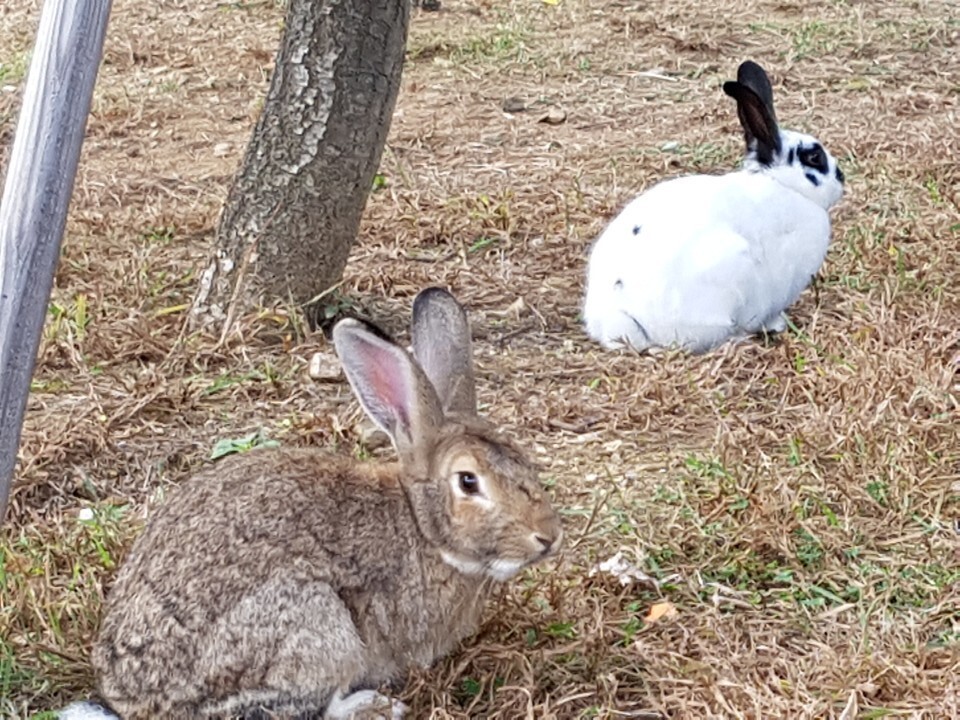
<box><xmin>583</xmin><ymin>62</ymin><xmax>844</xmax><ymax>355</ymax></box>
<box><xmin>584</xmin><ymin>163</ymin><xmax>838</xmax><ymax>353</ymax></box>
<box><xmin>751</xmin><ymin>129</ymin><xmax>844</xmax><ymax>210</ymax></box>
<box><xmin>326</xmin><ymin>689</ymin><xmax>407</xmax><ymax>719</ymax></box>
<box><xmin>58</xmin><ymin>702</ymin><xmax>119</xmax><ymax>720</ymax></box>
<box><xmin>487</xmin><ymin>558</ymin><xmax>525</xmax><ymax>581</ymax></box>
<box><xmin>440</xmin><ymin>550</ymin><xmax>486</xmax><ymax>575</ymax></box>
<box><xmin>440</xmin><ymin>551</ymin><xmax>526</xmax><ymax>581</ymax></box>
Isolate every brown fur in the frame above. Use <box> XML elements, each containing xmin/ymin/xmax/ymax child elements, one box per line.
<box><xmin>89</xmin><ymin>289</ymin><xmax>561</xmax><ymax>719</ymax></box>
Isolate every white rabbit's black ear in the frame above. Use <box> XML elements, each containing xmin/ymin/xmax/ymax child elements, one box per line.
<box><xmin>734</xmin><ymin>61</ymin><xmax>777</xmax><ymax>123</ymax></box>
<box><xmin>333</xmin><ymin>318</ymin><xmax>444</xmax><ymax>461</ymax></box>
<box><xmin>411</xmin><ymin>287</ymin><xmax>477</xmax><ymax>416</ymax></box>
<box><xmin>723</xmin><ymin>61</ymin><xmax>781</xmax><ymax>166</ymax></box>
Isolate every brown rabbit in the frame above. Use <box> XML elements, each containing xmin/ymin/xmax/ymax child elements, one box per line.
<box><xmin>60</xmin><ymin>288</ymin><xmax>562</xmax><ymax>720</ymax></box>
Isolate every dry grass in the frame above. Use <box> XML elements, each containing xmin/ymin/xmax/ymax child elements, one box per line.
<box><xmin>1</xmin><ymin>0</ymin><xmax>958</xmax><ymax>718</ymax></box>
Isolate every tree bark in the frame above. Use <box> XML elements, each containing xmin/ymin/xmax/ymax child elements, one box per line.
<box><xmin>191</xmin><ymin>0</ymin><xmax>410</xmax><ymax>335</ymax></box>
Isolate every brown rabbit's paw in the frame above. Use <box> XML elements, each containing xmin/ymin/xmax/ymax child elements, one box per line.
<box><xmin>57</xmin><ymin>701</ymin><xmax>120</xmax><ymax>720</ymax></box>
<box><xmin>325</xmin><ymin>689</ymin><xmax>407</xmax><ymax>719</ymax></box>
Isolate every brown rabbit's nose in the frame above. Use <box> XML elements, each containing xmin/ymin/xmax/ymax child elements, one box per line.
<box><xmin>533</xmin><ymin>528</ymin><xmax>562</xmax><ymax>555</ymax></box>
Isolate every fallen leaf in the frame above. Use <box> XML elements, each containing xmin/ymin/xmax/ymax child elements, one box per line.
<box><xmin>644</xmin><ymin>601</ymin><xmax>678</xmax><ymax>624</ymax></box>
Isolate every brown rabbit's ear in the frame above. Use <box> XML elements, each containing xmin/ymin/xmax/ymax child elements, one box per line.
<box><xmin>333</xmin><ymin>318</ymin><xmax>444</xmax><ymax>461</ymax></box>
<box><xmin>723</xmin><ymin>61</ymin><xmax>781</xmax><ymax>166</ymax></box>
<box><xmin>411</xmin><ymin>287</ymin><xmax>477</xmax><ymax>417</ymax></box>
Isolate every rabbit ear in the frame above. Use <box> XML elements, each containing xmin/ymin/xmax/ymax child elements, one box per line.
<box><xmin>735</xmin><ymin>61</ymin><xmax>777</xmax><ymax>123</ymax></box>
<box><xmin>411</xmin><ymin>287</ymin><xmax>477</xmax><ymax>417</ymax></box>
<box><xmin>723</xmin><ymin>61</ymin><xmax>781</xmax><ymax>166</ymax></box>
<box><xmin>333</xmin><ymin>318</ymin><xmax>444</xmax><ymax>462</ymax></box>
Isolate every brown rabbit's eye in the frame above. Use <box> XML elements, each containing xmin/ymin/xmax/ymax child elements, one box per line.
<box><xmin>457</xmin><ymin>471</ymin><xmax>481</xmax><ymax>495</ymax></box>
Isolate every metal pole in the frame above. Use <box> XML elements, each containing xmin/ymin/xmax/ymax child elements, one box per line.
<box><xmin>0</xmin><ymin>0</ymin><xmax>113</xmax><ymax>525</ymax></box>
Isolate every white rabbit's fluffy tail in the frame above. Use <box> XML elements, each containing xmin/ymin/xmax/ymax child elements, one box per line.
<box><xmin>58</xmin><ymin>701</ymin><xmax>120</xmax><ymax>720</ymax></box>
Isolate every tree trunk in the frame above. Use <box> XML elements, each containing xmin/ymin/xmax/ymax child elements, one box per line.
<box><xmin>191</xmin><ymin>0</ymin><xmax>410</xmax><ymax>336</ymax></box>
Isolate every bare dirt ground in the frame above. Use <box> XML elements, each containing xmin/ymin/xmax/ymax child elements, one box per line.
<box><xmin>1</xmin><ymin>0</ymin><xmax>958</xmax><ymax>718</ymax></box>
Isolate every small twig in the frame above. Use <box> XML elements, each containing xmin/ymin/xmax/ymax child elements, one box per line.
<box><xmin>496</xmin><ymin>323</ymin><xmax>536</xmax><ymax>349</ymax></box>
<box><xmin>215</xmin><ymin>1</ymin><xmax>269</xmax><ymax>8</ymax></box>
<box><xmin>569</xmin><ymin>482</ymin><xmax>614</xmax><ymax>550</ymax></box>
<box><xmin>403</xmin><ymin>250</ymin><xmax>457</xmax><ymax>264</ymax></box>
<box><xmin>301</xmin><ymin>278</ymin><xmax>348</xmax><ymax>309</ymax></box>
<box><xmin>34</xmin><ymin>643</ymin><xmax>86</xmax><ymax>664</ymax></box>
<box><xmin>546</xmin><ymin>417</ymin><xmax>599</xmax><ymax>434</ymax></box>
<box><xmin>635</xmin><ymin>70</ymin><xmax>679</xmax><ymax>81</ymax></box>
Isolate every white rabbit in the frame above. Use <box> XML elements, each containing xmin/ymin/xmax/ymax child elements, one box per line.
<box><xmin>583</xmin><ymin>61</ymin><xmax>845</xmax><ymax>353</ymax></box>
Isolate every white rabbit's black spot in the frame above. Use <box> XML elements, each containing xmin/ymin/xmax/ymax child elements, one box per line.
<box><xmin>614</xmin><ymin>279</ymin><xmax>623</xmax><ymax>290</ymax></box>
<box><xmin>787</xmin><ymin>148</ymin><xmax>795</xmax><ymax>164</ymax></box>
<box><xmin>798</xmin><ymin>144</ymin><xmax>828</xmax><ymax>174</ymax></box>
<box><xmin>805</xmin><ymin>172</ymin><xmax>821</xmax><ymax>187</ymax></box>
<box><xmin>632</xmin><ymin>225</ymin><xmax>642</xmax><ymax>236</ymax></box>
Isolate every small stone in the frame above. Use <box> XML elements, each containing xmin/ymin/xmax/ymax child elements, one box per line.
<box><xmin>308</xmin><ymin>352</ymin><xmax>341</xmax><ymax>381</ymax></box>
<box><xmin>502</xmin><ymin>96</ymin><xmax>527</xmax><ymax>113</ymax></box>
<box><xmin>213</xmin><ymin>142</ymin><xmax>232</xmax><ymax>157</ymax></box>
<box><xmin>357</xmin><ymin>422</ymin><xmax>391</xmax><ymax>450</ymax></box>
<box><xmin>537</xmin><ymin>107</ymin><xmax>567</xmax><ymax>125</ymax></box>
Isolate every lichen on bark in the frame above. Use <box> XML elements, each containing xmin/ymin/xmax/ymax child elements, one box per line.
<box><xmin>190</xmin><ymin>0</ymin><xmax>409</xmax><ymax>336</ymax></box>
